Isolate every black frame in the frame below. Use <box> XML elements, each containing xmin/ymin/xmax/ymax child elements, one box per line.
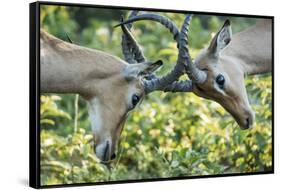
<box><xmin>29</xmin><ymin>1</ymin><xmax>274</xmax><ymax>189</ymax></box>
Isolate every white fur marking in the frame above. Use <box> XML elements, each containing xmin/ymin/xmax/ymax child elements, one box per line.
<box><xmin>88</xmin><ymin>97</ymin><xmax>103</xmax><ymax>133</ymax></box>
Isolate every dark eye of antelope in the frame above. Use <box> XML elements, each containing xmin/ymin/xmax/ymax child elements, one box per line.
<box><xmin>132</xmin><ymin>94</ymin><xmax>140</xmax><ymax>107</ymax></box>
<box><xmin>216</xmin><ymin>74</ymin><xmax>225</xmax><ymax>89</ymax></box>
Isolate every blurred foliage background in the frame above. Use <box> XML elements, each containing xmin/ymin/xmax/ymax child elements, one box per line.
<box><xmin>40</xmin><ymin>5</ymin><xmax>272</xmax><ymax>186</ymax></box>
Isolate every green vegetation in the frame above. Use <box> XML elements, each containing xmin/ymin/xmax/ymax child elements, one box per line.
<box><xmin>40</xmin><ymin>5</ymin><xmax>272</xmax><ymax>186</ymax></box>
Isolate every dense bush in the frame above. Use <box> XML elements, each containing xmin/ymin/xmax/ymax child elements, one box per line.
<box><xmin>40</xmin><ymin>5</ymin><xmax>272</xmax><ymax>185</ymax></box>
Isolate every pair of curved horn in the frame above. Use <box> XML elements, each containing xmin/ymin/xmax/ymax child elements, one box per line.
<box><xmin>116</xmin><ymin>12</ymin><xmax>207</xmax><ymax>93</ymax></box>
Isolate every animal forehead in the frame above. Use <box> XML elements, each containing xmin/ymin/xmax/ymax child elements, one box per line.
<box><xmin>98</xmin><ymin>73</ymin><xmax>143</xmax><ymax>91</ymax></box>
<box><xmin>117</xmin><ymin>72</ymin><xmax>144</xmax><ymax>88</ymax></box>
<box><xmin>123</xmin><ymin>76</ymin><xmax>144</xmax><ymax>91</ymax></box>
<box><xmin>131</xmin><ymin>77</ymin><xmax>144</xmax><ymax>90</ymax></box>
<box><xmin>96</xmin><ymin>76</ymin><xmax>144</xmax><ymax>104</ymax></box>
<box><xmin>195</xmin><ymin>50</ymin><xmax>216</xmax><ymax>68</ymax></box>
<box><xmin>195</xmin><ymin>54</ymin><xmax>233</xmax><ymax>75</ymax></box>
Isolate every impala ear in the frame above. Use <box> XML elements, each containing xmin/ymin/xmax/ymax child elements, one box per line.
<box><xmin>208</xmin><ymin>19</ymin><xmax>232</xmax><ymax>58</ymax></box>
<box><xmin>141</xmin><ymin>60</ymin><xmax>163</xmax><ymax>74</ymax></box>
<box><xmin>123</xmin><ymin>60</ymin><xmax>163</xmax><ymax>80</ymax></box>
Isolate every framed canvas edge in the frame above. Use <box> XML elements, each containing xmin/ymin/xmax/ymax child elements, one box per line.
<box><xmin>30</xmin><ymin>1</ymin><xmax>41</xmax><ymax>189</ymax></box>
<box><xmin>37</xmin><ymin>0</ymin><xmax>274</xmax><ymax>18</ymax></box>
<box><xmin>29</xmin><ymin>1</ymin><xmax>275</xmax><ymax>189</ymax></box>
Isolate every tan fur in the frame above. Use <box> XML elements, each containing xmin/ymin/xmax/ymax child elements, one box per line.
<box><xmin>41</xmin><ymin>30</ymin><xmax>127</xmax><ymax>96</ymax></box>
<box><xmin>193</xmin><ymin>19</ymin><xmax>272</xmax><ymax>129</ymax></box>
<box><xmin>40</xmin><ymin>30</ymin><xmax>150</xmax><ymax>161</ymax></box>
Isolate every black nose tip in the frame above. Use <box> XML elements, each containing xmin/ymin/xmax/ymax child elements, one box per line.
<box><xmin>244</xmin><ymin>118</ymin><xmax>250</xmax><ymax>129</ymax></box>
<box><xmin>111</xmin><ymin>153</ymin><xmax>116</xmax><ymax>160</ymax></box>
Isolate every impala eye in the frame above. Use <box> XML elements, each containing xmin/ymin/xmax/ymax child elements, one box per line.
<box><xmin>132</xmin><ymin>94</ymin><xmax>140</xmax><ymax>107</ymax></box>
<box><xmin>216</xmin><ymin>74</ymin><xmax>225</xmax><ymax>89</ymax></box>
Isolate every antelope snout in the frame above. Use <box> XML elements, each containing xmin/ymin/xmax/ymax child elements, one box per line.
<box><xmin>94</xmin><ymin>140</ymin><xmax>116</xmax><ymax>163</ymax></box>
<box><xmin>238</xmin><ymin>109</ymin><xmax>255</xmax><ymax>130</ymax></box>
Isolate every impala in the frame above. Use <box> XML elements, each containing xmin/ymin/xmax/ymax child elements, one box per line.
<box><xmin>40</xmin><ymin>12</ymin><xmax>194</xmax><ymax>162</ymax></box>
<box><xmin>118</xmin><ymin>11</ymin><xmax>272</xmax><ymax>130</ymax></box>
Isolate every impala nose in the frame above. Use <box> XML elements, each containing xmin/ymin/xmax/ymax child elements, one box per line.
<box><xmin>111</xmin><ymin>153</ymin><xmax>116</xmax><ymax>160</ymax></box>
<box><xmin>94</xmin><ymin>140</ymin><xmax>116</xmax><ymax>163</ymax></box>
<box><xmin>241</xmin><ymin>113</ymin><xmax>254</xmax><ymax>130</ymax></box>
<box><xmin>244</xmin><ymin>118</ymin><xmax>250</xmax><ymax>129</ymax></box>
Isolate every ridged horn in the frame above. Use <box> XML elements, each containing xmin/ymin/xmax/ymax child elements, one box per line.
<box><xmin>179</xmin><ymin>15</ymin><xmax>207</xmax><ymax>84</ymax></box>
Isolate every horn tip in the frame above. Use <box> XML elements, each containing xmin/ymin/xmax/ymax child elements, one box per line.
<box><xmin>114</xmin><ymin>23</ymin><xmax>122</xmax><ymax>28</ymax></box>
<box><xmin>224</xmin><ymin>19</ymin><xmax>231</xmax><ymax>26</ymax></box>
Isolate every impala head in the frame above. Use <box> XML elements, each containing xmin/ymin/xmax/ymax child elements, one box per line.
<box><xmin>118</xmin><ymin>12</ymin><xmax>255</xmax><ymax>130</ymax></box>
<box><xmin>192</xmin><ymin>20</ymin><xmax>254</xmax><ymax>129</ymax></box>
<box><xmin>88</xmin><ymin>11</ymin><xmax>192</xmax><ymax>163</ymax></box>
<box><xmin>88</xmin><ymin>59</ymin><xmax>162</xmax><ymax>163</ymax></box>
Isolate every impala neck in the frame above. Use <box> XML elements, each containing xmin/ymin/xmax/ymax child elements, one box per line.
<box><xmin>223</xmin><ymin>19</ymin><xmax>272</xmax><ymax>75</ymax></box>
<box><xmin>40</xmin><ymin>30</ymin><xmax>126</xmax><ymax>97</ymax></box>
